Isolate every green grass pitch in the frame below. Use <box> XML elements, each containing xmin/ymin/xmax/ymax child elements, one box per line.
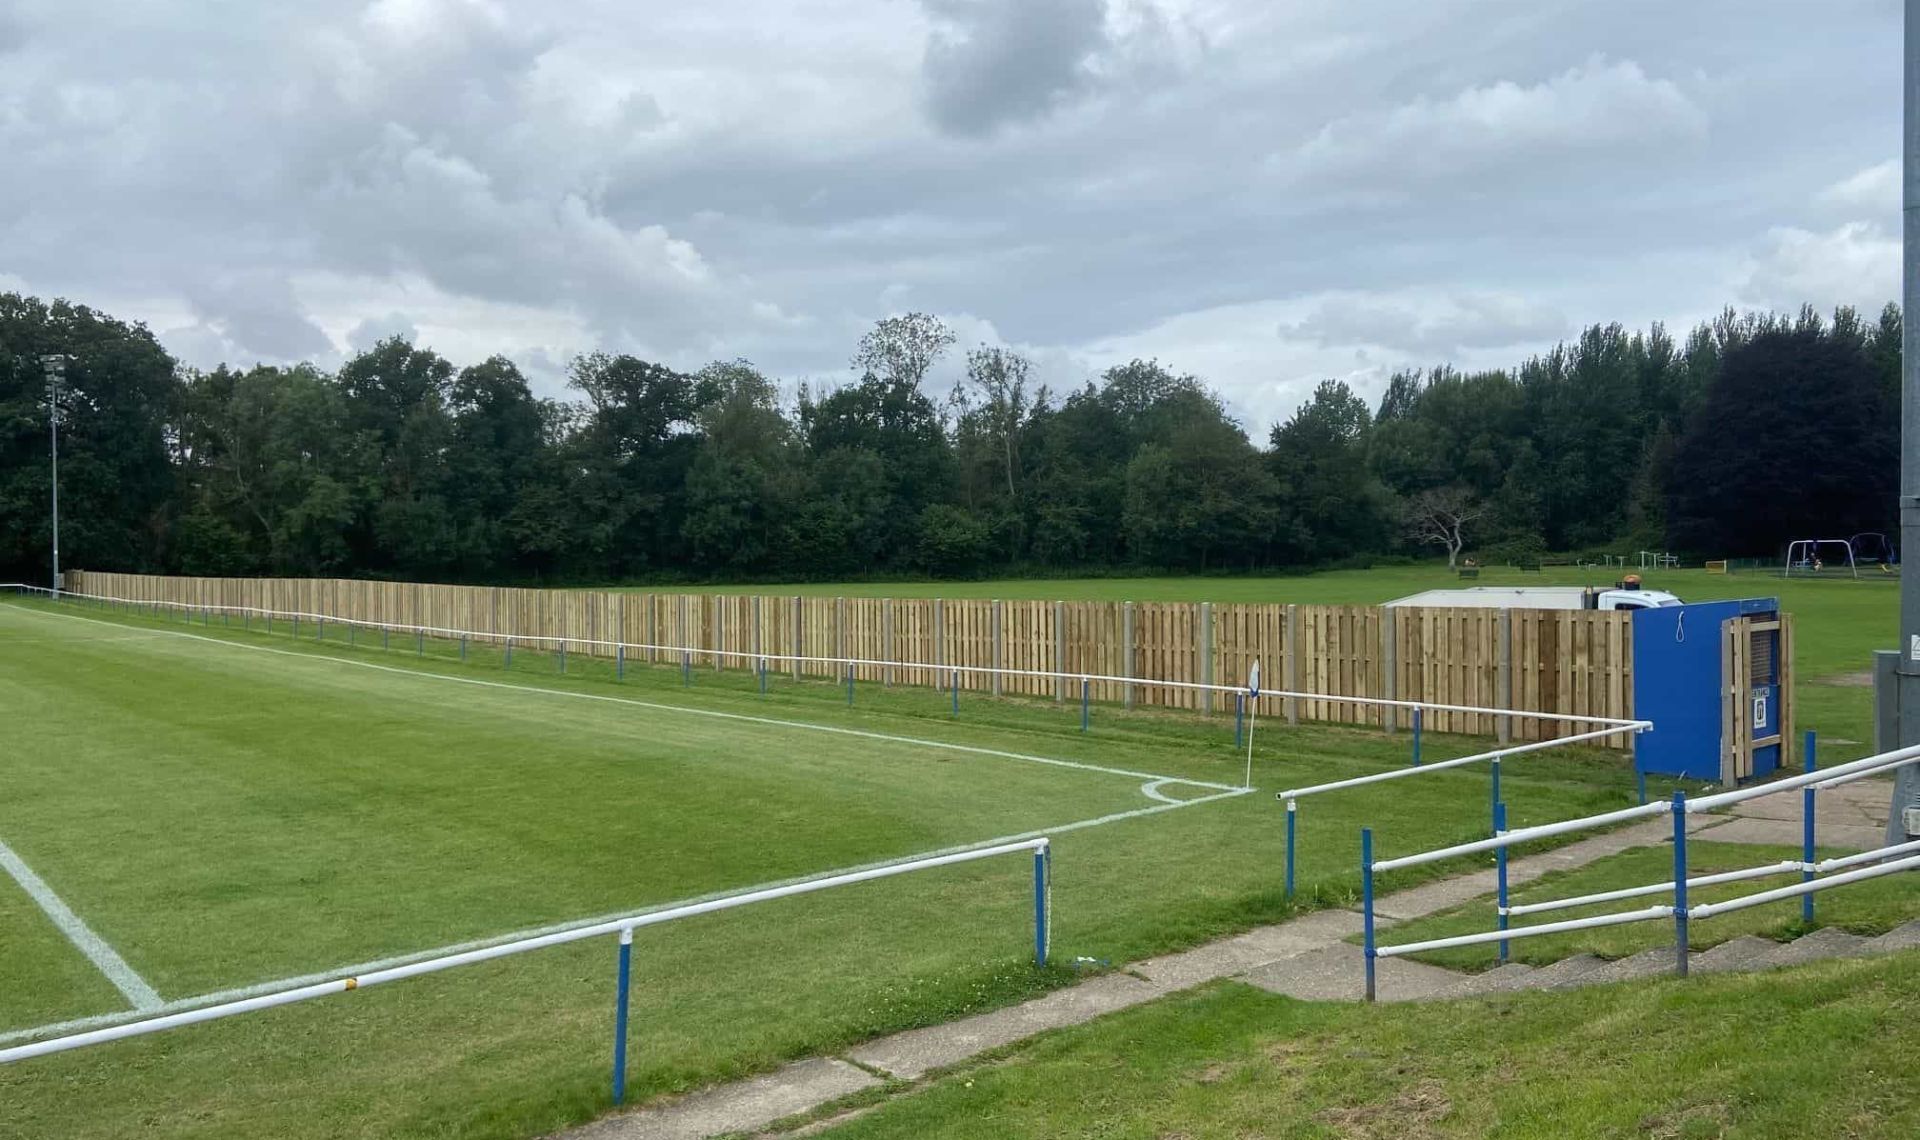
<box><xmin>1</xmin><ymin>593</ymin><xmax>1642</xmax><ymax>1139</ymax></box>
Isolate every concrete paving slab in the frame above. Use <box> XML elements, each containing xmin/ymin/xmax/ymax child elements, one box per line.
<box><xmin>560</xmin><ymin>1058</ymin><xmax>877</xmax><ymax>1140</ymax></box>
<box><xmin>1529</xmin><ymin>953</ymin><xmax>1607</xmax><ymax>990</ymax></box>
<box><xmin>1577</xmin><ymin>947</ymin><xmax>1680</xmax><ymax>988</ymax></box>
<box><xmin>1869</xmin><ymin>919</ymin><xmax>1920</xmax><ymax>954</ymax></box>
<box><xmin>1240</xmin><ymin>944</ymin><xmax>1458</xmax><ymax>1003</ymax></box>
<box><xmin>1758</xmin><ymin>928</ymin><xmax>1868</xmax><ymax>969</ymax></box>
<box><xmin>1691</xmin><ymin>935</ymin><xmax>1780</xmax><ymax>975</ymax></box>
<box><xmin>1697</xmin><ymin>816</ymin><xmax>1884</xmax><ymax>851</ymax></box>
<box><xmin>1434</xmin><ymin>962</ymin><xmax>1536</xmax><ymax>999</ymax></box>
<box><xmin>845</xmin><ymin>974</ymin><xmax>1159</xmax><ymax>1080</ymax></box>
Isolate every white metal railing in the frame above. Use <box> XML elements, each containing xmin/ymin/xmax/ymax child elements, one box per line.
<box><xmin>1357</xmin><ymin>735</ymin><xmax>1920</xmax><ymax>1000</ymax></box>
<box><xmin>0</xmin><ymin>836</ymin><xmax>1054</xmax><ymax>1108</ymax></box>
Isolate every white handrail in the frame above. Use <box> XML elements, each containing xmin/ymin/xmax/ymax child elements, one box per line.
<box><xmin>1277</xmin><ymin>721</ymin><xmax>1650</xmax><ymax>802</ymax></box>
<box><xmin>1502</xmin><ymin>860</ymin><xmax>1804</xmax><ymax>918</ymax></box>
<box><xmin>0</xmin><ymin>837</ymin><xmax>1049</xmax><ymax>1065</ymax></box>
<box><xmin>0</xmin><ymin>584</ymin><xmax>1646</xmax><ymax>731</ymax></box>
<box><xmin>1815</xmin><ymin>754</ymin><xmax>1920</xmax><ymax>791</ymax></box>
<box><xmin>1374</xmin><ymin>904</ymin><xmax>1672</xmax><ymax>958</ymax></box>
<box><xmin>1815</xmin><ymin>838</ymin><xmax>1920</xmax><ymax>873</ymax></box>
<box><xmin>1372</xmin><ymin>800</ymin><xmax>1672</xmax><ymax>873</ymax></box>
<box><xmin>1686</xmin><ymin>852</ymin><xmax>1920</xmax><ymax>920</ymax></box>
<box><xmin>1690</xmin><ymin>744</ymin><xmax>1920</xmax><ymax>812</ymax></box>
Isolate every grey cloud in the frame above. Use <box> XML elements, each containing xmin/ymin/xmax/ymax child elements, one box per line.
<box><xmin>0</xmin><ymin>0</ymin><xmax>1903</xmax><ymax>433</ymax></box>
<box><xmin>1283</xmin><ymin>292</ymin><xmax>1571</xmax><ymax>358</ymax></box>
<box><xmin>347</xmin><ymin>312</ymin><xmax>420</xmax><ymax>352</ymax></box>
<box><xmin>184</xmin><ymin>277</ymin><xmax>335</xmax><ymax>362</ymax></box>
<box><xmin>1287</xmin><ymin>56</ymin><xmax>1708</xmax><ymax>186</ymax></box>
<box><xmin>919</xmin><ymin>0</ymin><xmax>1110</xmax><ymax>135</ymax></box>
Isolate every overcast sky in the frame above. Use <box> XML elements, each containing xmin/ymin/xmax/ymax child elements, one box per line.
<box><xmin>0</xmin><ymin>0</ymin><xmax>1903</xmax><ymax>431</ymax></box>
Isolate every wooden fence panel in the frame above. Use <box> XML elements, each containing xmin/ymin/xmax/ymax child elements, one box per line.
<box><xmin>61</xmin><ymin>572</ymin><xmax>1644</xmax><ymax>743</ymax></box>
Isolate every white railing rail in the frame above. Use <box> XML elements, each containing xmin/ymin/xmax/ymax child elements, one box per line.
<box><xmin>0</xmin><ymin>583</ymin><xmax>1645</xmax><ymax>732</ymax></box>
<box><xmin>0</xmin><ymin>835</ymin><xmax>1054</xmax><ymax>1108</ymax></box>
<box><xmin>1359</xmin><ymin>735</ymin><xmax>1920</xmax><ymax>999</ymax></box>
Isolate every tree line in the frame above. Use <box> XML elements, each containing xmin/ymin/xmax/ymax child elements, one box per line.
<box><xmin>0</xmin><ymin>292</ymin><xmax>1900</xmax><ymax>585</ymax></box>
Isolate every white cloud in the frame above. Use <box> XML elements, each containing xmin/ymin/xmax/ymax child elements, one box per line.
<box><xmin>1738</xmin><ymin>221</ymin><xmax>1899</xmax><ymax>315</ymax></box>
<box><xmin>1288</xmin><ymin>56</ymin><xmax>1708</xmax><ymax>183</ymax></box>
<box><xmin>1817</xmin><ymin>159</ymin><xmax>1897</xmax><ymax>215</ymax></box>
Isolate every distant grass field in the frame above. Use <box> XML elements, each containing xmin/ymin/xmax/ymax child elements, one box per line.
<box><xmin>662</xmin><ymin>564</ymin><xmax>1897</xmax><ymax>752</ymax></box>
<box><xmin>812</xmin><ymin>957</ymin><xmax>1920</xmax><ymax>1139</ymax></box>
<box><xmin>0</xmin><ymin>595</ymin><xmax>1642</xmax><ymax>1140</ymax></box>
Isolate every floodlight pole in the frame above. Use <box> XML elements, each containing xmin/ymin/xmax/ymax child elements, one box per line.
<box><xmin>1886</xmin><ymin>0</ymin><xmax>1920</xmax><ymax>842</ymax></box>
<box><xmin>39</xmin><ymin>354</ymin><xmax>67</xmax><ymax>598</ymax></box>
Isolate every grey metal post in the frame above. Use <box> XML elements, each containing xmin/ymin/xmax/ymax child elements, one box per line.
<box><xmin>884</xmin><ymin>599</ymin><xmax>895</xmax><ymax>688</ymax></box>
<box><xmin>40</xmin><ymin>354</ymin><xmax>66</xmax><ymax>596</ymax></box>
<box><xmin>1199</xmin><ymin>603</ymin><xmax>1215</xmax><ymax>715</ymax></box>
<box><xmin>934</xmin><ymin>598</ymin><xmax>945</xmax><ymax>683</ymax></box>
<box><xmin>1122</xmin><ymin>602</ymin><xmax>1136</xmax><ymax>709</ymax></box>
<box><xmin>1891</xmin><ymin>0</ymin><xmax>1920</xmax><ymax>840</ymax></box>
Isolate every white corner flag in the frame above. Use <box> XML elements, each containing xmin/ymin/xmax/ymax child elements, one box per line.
<box><xmin>1244</xmin><ymin>658</ymin><xmax>1261</xmax><ymax>789</ymax></box>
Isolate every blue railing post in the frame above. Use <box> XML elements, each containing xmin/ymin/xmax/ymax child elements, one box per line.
<box><xmin>1636</xmin><ymin>767</ymin><xmax>1648</xmax><ymax>806</ymax></box>
<box><xmin>1672</xmin><ymin>790</ymin><xmax>1690</xmax><ymax>976</ymax></box>
<box><xmin>846</xmin><ymin>663</ymin><xmax>854</xmax><ymax>706</ymax></box>
<box><xmin>505</xmin><ymin>636</ymin><xmax>513</xmax><ymax>668</ymax></box>
<box><xmin>1802</xmin><ymin>730</ymin><xmax>1818</xmax><ymax>924</ymax></box>
<box><xmin>292</xmin><ymin>614</ymin><xmax>298</xmax><ymax>639</ymax></box>
<box><xmin>1491</xmin><ymin>757</ymin><xmax>1502</xmax><ymax>823</ymax></box>
<box><xmin>611</xmin><ymin>927</ymin><xmax>633</xmax><ymax>1105</ymax></box>
<box><xmin>759</xmin><ymin>658</ymin><xmax>768</xmax><ymax>695</ymax></box>
<box><xmin>316</xmin><ymin>616</ymin><xmax>323</xmax><ymax>641</ymax></box>
<box><xmin>460</xmin><ymin>635</ymin><xmax>467</xmax><ymax>663</ymax></box>
<box><xmin>1284</xmin><ymin>798</ymin><xmax>1297</xmax><ymax>901</ymax></box>
<box><xmin>1235</xmin><ymin>693</ymin><xmax>1245</xmax><ymax>750</ymax></box>
<box><xmin>682</xmin><ymin>651</ymin><xmax>691</xmax><ymax>687</ymax></box>
<box><xmin>1081</xmin><ymin>678</ymin><xmax>1090</xmax><ymax>733</ymax></box>
<box><xmin>951</xmin><ymin>669</ymin><xmax>960</xmax><ymax>716</ymax></box>
<box><xmin>381</xmin><ymin>625</ymin><xmax>389</xmax><ymax>651</ymax></box>
<box><xmin>1495</xmin><ymin>801</ymin><xmax>1510</xmax><ymax>963</ymax></box>
<box><xmin>1362</xmin><ymin>828</ymin><xmax>1376</xmax><ymax>1002</ymax></box>
<box><xmin>416</xmin><ymin>629</ymin><xmax>424</xmax><ymax>656</ymax></box>
<box><xmin>1411</xmin><ymin>708</ymin><xmax>1423</xmax><ymax>767</ymax></box>
<box><xmin>616</xmin><ymin>644</ymin><xmax>624</xmax><ymax>680</ymax></box>
<box><xmin>1033</xmin><ymin>844</ymin><xmax>1050</xmax><ymax>965</ymax></box>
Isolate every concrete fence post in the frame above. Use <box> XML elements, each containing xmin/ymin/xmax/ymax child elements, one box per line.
<box><xmin>1123</xmin><ymin>602</ymin><xmax>1137</xmax><ymax>710</ymax></box>
<box><xmin>884</xmin><ymin>599</ymin><xmax>895</xmax><ymax>688</ymax></box>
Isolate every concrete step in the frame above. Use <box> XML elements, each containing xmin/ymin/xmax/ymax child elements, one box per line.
<box><xmin>1524</xmin><ymin>953</ymin><xmax>1608</xmax><ymax>991</ymax></box>
<box><xmin>1868</xmin><ymin>919</ymin><xmax>1920</xmax><ymax>955</ymax></box>
<box><xmin>1576</xmin><ymin>947</ymin><xmax>1680</xmax><ymax>988</ymax></box>
<box><xmin>1434</xmin><ymin>961</ymin><xmax>1536</xmax><ymax>999</ymax></box>
<box><xmin>1690</xmin><ymin>935</ymin><xmax>1780</xmax><ymax>975</ymax></box>
<box><xmin>1756</xmin><ymin>928</ymin><xmax>1869</xmax><ymax>970</ymax></box>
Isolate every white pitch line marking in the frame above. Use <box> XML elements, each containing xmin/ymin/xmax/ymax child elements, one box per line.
<box><xmin>0</xmin><ymin>837</ymin><xmax>161</xmax><ymax>1011</ymax></box>
<box><xmin>0</xmin><ymin>601</ymin><xmax>1240</xmax><ymax>793</ymax></box>
<box><xmin>0</xmin><ymin>786</ymin><xmax>1250</xmax><ymax>1048</ymax></box>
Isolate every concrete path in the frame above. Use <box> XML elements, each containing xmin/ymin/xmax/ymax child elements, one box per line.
<box><xmin>552</xmin><ymin>777</ymin><xmax>1906</xmax><ymax>1140</ymax></box>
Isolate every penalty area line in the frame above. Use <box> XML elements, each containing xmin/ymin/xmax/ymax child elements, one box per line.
<box><xmin>2</xmin><ymin>600</ymin><xmax>1240</xmax><ymax>793</ymax></box>
<box><xmin>0</xmin><ymin>785</ymin><xmax>1250</xmax><ymax>1049</ymax></box>
<box><xmin>0</xmin><ymin>836</ymin><xmax>162</xmax><ymax>1012</ymax></box>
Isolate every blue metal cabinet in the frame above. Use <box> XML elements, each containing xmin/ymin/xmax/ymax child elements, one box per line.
<box><xmin>1633</xmin><ymin>598</ymin><xmax>1790</xmax><ymax>787</ymax></box>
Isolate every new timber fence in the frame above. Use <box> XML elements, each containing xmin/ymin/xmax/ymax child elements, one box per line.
<box><xmin>67</xmin><ymin>572</ymin><xmax>1637</xmax><ymax>743</ymax></box>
